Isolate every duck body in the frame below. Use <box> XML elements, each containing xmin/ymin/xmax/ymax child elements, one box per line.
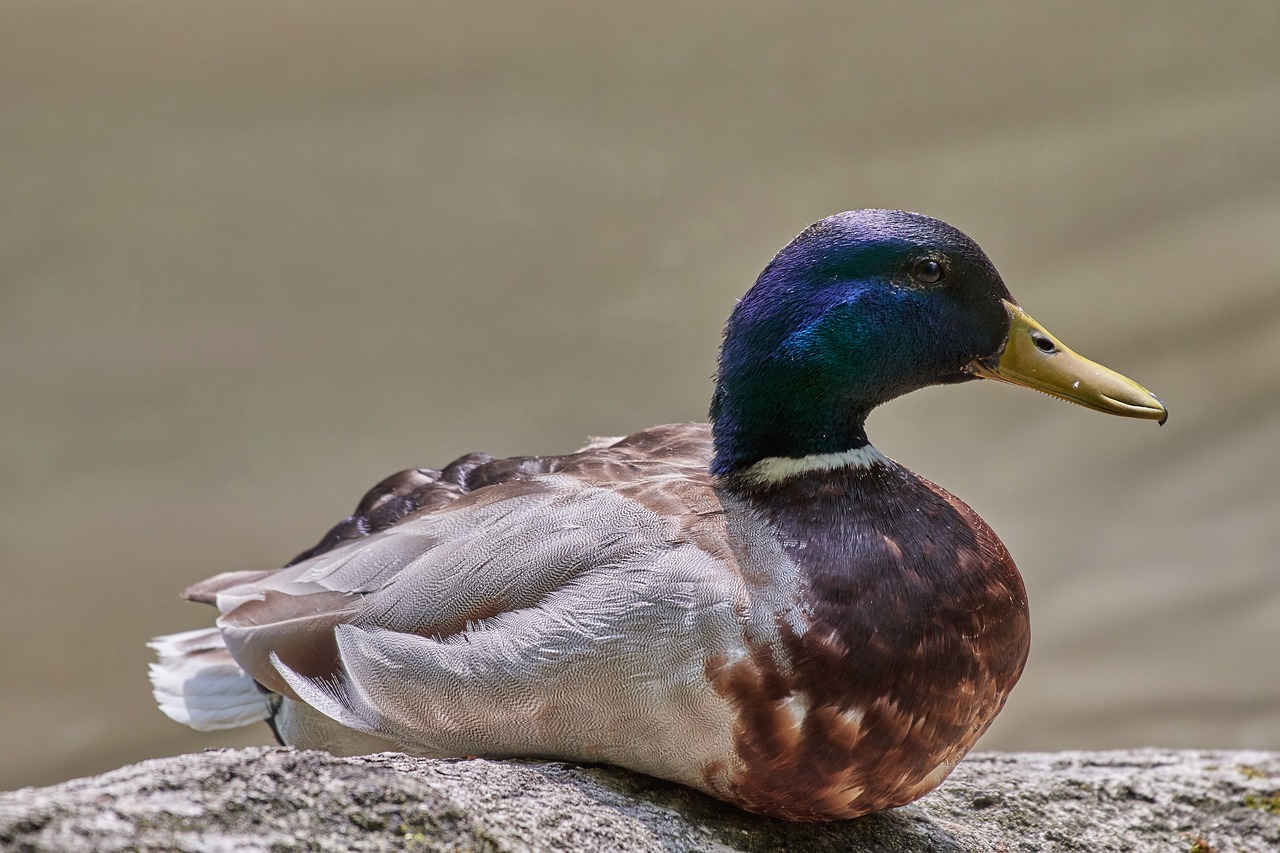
<box><xmin>151</xmin><ymin>210</ymin><xmax>1164</xmax><ymax>820</ymax></box>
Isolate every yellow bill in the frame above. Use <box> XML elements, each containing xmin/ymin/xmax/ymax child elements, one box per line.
<box><xmin>967</xmin><ymin>301</ymin><xmax>1167</xmax><ymax>424</ymax></box>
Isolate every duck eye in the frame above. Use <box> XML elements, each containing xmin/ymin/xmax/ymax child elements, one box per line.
<box><xmin>912</xmin><ymin>259</ymin><xmax>944</xmax><ymax>284</ymax></box>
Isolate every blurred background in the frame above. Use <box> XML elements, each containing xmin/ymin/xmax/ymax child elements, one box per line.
<box><xmin>3</xmin><ymin>1</ymin><xmax>1278</xmax><ymax>791</ymax></box>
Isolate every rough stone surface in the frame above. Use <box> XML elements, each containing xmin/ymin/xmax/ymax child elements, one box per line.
<box><xmin>1</xmin><ymin>748</ymin><xmax>1277</xmax><ymax>852</ymax></box>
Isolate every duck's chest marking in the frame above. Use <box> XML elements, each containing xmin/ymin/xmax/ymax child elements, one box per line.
<box><xmin>708</xmin><ymin>461</ymin><xmax>1030</xmax><ymax>820</ymax></box>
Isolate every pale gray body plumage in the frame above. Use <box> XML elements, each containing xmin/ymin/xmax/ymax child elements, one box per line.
<box><xmin>152</xmin><ymin>426</ymin><xmax>810</xmax><ymax>797</ymax></box>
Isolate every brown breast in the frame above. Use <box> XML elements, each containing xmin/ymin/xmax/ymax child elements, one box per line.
<box><xmin>707</xmin><ymin>462</ymin><xmax>1030</xmax><ymax>820</ymax></box>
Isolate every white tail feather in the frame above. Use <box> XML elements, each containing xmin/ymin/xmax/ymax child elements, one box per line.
<box><xmin>148</xmin><ymin>627</ymin><xmax>271</xmax><ymax>731</ymax></box>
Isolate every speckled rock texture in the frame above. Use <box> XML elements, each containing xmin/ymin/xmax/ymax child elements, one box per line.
<box><xmin>2</xmin><ymin>748</ymin><xmax>1277</xmax><ymax>852</ymax></box>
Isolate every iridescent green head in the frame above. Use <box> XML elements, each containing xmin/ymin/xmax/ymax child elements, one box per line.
<box><xmin>710</xmin><ymin>210</ymin><xmax>1165</xmax><ymax>479</ymax></box>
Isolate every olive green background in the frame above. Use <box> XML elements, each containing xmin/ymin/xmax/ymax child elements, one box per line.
<box><xmin>3</xmin><ymin>2</ymin><xmax>1278</xmax><ymax>790</ymax></box>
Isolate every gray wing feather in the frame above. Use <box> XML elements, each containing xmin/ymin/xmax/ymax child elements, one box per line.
<box><xmin>272</xmin><ymin>475</ymin><xmax>753</xmax><ymax>777</ymax></box>
<box><xmin>353</xmin><ymin>481</ymin><xmax>676</xmax><ymax>635</ymax></box>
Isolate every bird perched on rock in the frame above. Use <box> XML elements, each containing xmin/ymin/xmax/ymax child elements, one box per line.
<box><xmin>150</xmin><ymin>210</ymin><xmax>1165</xmax><ymax>820</ymax></box>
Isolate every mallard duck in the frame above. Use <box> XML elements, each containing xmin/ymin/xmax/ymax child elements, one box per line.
<box><xmin>150</xmin><ymin>210</ymin><xmax>1165</xmax><ymax>821</ymax></box>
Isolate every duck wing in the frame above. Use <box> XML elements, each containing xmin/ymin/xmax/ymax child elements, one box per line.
<box><xmin>200</xmin><ymin>424</ymin><xmax>784</xmax><ymax>769</ymax></box>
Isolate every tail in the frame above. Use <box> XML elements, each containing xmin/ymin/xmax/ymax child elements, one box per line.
<box><xmin>148</xmin><ymin>626</ymin><xmax>273</xmax><ymax>731</ymax></box>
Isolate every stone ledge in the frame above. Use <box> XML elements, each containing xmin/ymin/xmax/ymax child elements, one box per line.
<box><xmin>2</xmin><ymin>747</ymin><xmax>1278</xmax><ymax>852</ymax></box>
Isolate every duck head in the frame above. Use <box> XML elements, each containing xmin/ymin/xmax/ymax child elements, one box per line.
<box><xmin>710</xmin><ymin>209</ymin><xmax>1166</xmax><ymax>479</ymax></box>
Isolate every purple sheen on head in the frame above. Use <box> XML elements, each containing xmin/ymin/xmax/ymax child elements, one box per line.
<box><xmin>711</xmin><ymin>210</ymin><xmax>1013</xmax><ymax>478</ymax></box>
